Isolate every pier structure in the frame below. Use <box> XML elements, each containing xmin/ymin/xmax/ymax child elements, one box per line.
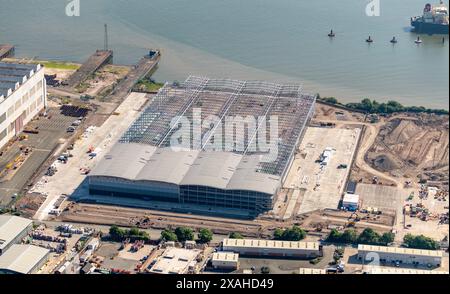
<box><xmin>0</xmin><ymin>44</ymin><xmax>15</xmax><ymax>60</ymax></box>
<box><xmin>107</xmin><ymin>51</ymin><xmax>160</xmax><ymax>103</ymax></box>
<box><xmin>63</xmin><ymin>50</ymin><xmax>113</xmax><ymax>89</ymax></box>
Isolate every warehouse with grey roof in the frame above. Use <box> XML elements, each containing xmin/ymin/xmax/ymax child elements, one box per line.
<box><xmin>0</xmin><ymin>215</ymin><xmax>33</xmax><ymax>255</ymax></box>
<box><xmin>88</xmin><ymin>76</ymin><xmax>315</xmax><ymax>217</ymax></box>
<box><xmin>0</xmin><ymin>244</ymin><xmax>50</xmax><ymax>274</ymax></box>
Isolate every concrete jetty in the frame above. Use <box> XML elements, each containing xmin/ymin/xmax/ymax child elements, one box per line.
<box><xmin>0</xmin><ymin>44</ymin><xmax>15</xmax><ymax>59</ymax></box>
<box><xmin>63</xmin><ymin>50</ymin><xmax>113</xmax><ymax>89</ymax></box>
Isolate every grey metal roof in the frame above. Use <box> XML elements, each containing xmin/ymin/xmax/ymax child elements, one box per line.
<box><xmin>0</xmin><ymin>244</ymin><xmax>49</xmax><ymax>274</ymax></box>
<box><xmin>0</xmin><ymin>62</ymin><xmax>41</xmax><ymax>99</ymax></box>
<box><xmin>90</xmin><ymin>76</ymin><xmax>316</xmax><ymax>196</ymax></box>
<box><xmin>136</xmin><ymin>148</ymin><xmax>199</xmax><ymax>184</ymax></box>
<box><xmin>91</xmin><ymin>144</ymin><xmax>280</xmax><ymax>195</ymax></box>
<box><xmin>180</xmin><ymin>151</ymin><xmax>243</xmax><ymax>190</ymax></box>
<box><xmin>90</xmin><ymin>143</ymin><xmax>157</xmax><ymax>180</ymax></box>
<box><xmin>228</xmin><ymin>154</ymin><xmax>281</xmax><ymax>194</ymax></box>
<box><xmin>0</xmin><ymin>215</ymin><xmax>33</xmax><ymax>252</ymax></box>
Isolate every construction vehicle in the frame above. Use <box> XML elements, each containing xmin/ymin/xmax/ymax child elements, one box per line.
<box><xmin>349</xmin><ymin>212</ymin><xmax>361</xmax><ymax>222</ymax></box>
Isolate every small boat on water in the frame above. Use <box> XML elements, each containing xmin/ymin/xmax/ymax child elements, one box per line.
<box><xmin>390</xmin><ymin>36</ymin><xmax>398</xmax><ymax>43</ymax></box>
<box><xmin>328</xmin><ymin>29</ymin><xmax>335</xmax><ymax>37</ymax></box>
<box><xmin>415</xmin><ymin>36</ymin><xmax>423</xmax><ymax>44</ymax></box>
<box><xmin>366</xmin><ymin>36</ymin><xmax>373</xmax><ymax>43</ymax></box>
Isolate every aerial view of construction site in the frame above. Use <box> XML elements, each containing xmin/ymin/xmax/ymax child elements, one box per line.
<box><xmin>0</xmin><ymin>1</ymin><xmax>449</xmax><ymax>290</ymax></box>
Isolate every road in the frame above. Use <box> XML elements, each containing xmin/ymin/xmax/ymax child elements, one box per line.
<box><xmin>32</xmin><ymin>93</ymin><xmax>149</xmax><ymax>220</ymax></box>
<box><xmin>317</xmin><ymin>118</ymin><xmax>401</xmax><ymax>186</ymax></box>
<box><xmin>48</xmin><ymin>87</ymin><xmax>81</xmax><ymax>99</ymax></box>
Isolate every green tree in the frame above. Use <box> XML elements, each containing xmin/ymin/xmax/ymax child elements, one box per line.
<box><xmin>175</xmin><ymin>227</ymin><xmax>195</xmax><ymax>242</ymax></box>
<box><xmin>198</xmin><ymin>228</ymin><xmax>213</xmax><ymax>244</ymax></box>
<box><xmin>273</xmin><ymin>226</ymin><xmax>306</xmax><ymax>241</ymax></box>
<box><xmin>357</xmin><ymin>228</ymin><xmax>380</xmax><ymax>245</ymax></box>
<box><xmin>404</xmin><ymin>234</ymin><xmax>439</xmax><ymax>250</ymax></box>
<box><xmin>109</xmin><ymin>225</ymin><xmax>125</xmax><ymax>240</ymax></box>
<box><xmin>379</xmin><ymin>232</ymin><xmax>395</xmax><ymax>245</ymax></box>
<box><xmin>341</xmin><ymin>229</ymin><xmax>358</xmax><ymax>244</ymax></box>
<box><xmin>326</xmin><ymin>229</ymin><xmax>342</xmax><ymax>242</ymax></box>
<box><xmin>229</xmin><ymin>232</ymin><xmax>243</xmax><ymax>239</ymax></box>
<box><xmin>323</xmin><ymin>97</ymin><xmax>338</xmax><ymax>104</ymax></box>
<box><xmin>129</xmin><ymin>227</ymin><xmax>140</xmax><ymax>236</ymax></box>
<box><xmin>273</xmin><ymin>228</ymin><xmax>284</xmax><ymax>240</ymax></box>
<box><xmin>360</xmin><ymin>98</ymin><xmax>374</xmax><ymax>112</ymax></box>
<box><xmin>282</xmin><ymin>226</ymin><xmax>306</xmax><ymax>241</ymax></box>
<box><xmin>161</xmin><ymin>229</ymin><xmax>178</xmax><ymax>242</ymax></box>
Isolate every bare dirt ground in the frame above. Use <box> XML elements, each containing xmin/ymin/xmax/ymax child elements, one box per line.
<box><xmin>366</xmin><ymin>114</ymin><xmax>449</xmax><ymax>190</ymax></box>
<box><xmin>314</xmin><ymin>103</ymin><xmax>448</xmax><ymax>243</ymax></box>
<box><xmin>79</xmin><ymin>65</ymin><xmax>130</xmax><ymax>97</ymax></box>
<box><xmin>315</xmin><ymin>104</ymin><xmax>449</xmax><ymax>191</ymax></box>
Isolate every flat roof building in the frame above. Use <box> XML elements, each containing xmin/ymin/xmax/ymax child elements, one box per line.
<box><xmin>342</xmin><ymin>193</ymin><xmax>360</xmax><ymax>211</ymax></box>
<box><xmin>0</xmin><ymin>244</ymin><xmax>50</xmax><ymax>274</ymax></box>
<box><xmin>211</xmin><ymin>252</ymin><xmax>239</xmax><ymax>270</ymax></box>
<box><xmin>364</xmin><ymin>266</ymin><xmax>449</xmax><ymax>275</ymax></box>
<box><xmin>0</xmin><ymin>62</ymin><xmax>47</xmax><ymax>151</ymax></box>
<box><xmin>148</xmin><ymin>247</ymin><xmax>200</xmax><ymax>274</ymax></box>
<box><xmin>222</xmin><ymin>238</ymin><xmax>321</xmax><ymax>259</ymax></box>
<box><xmin>88</xmin><ymin>76</ymin><xmax>315</xmax><ymax>218</ymax></box>
<box><xmin>346</xmin><ymin>181</ymin><xmax>357</xmax><ymax>194</ymax></box>
<box><xmin>297</xmin><ymin>268</ymin><xmax>326</xmax><ymax>274</ymax></box>
<box><xmin>0</xmin><ymin>215</ymin><xmax>33</xmax><ymax>255</ymax></box>
<box><xmin>358</xmin><ymin>244</ymin><xmax>443</xmax><ymax>267</ymax></box>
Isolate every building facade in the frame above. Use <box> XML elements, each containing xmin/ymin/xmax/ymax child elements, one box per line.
<box><xmin>358</xmin><ymin>244</ymin><xmax>443</xmax><ymax>267</ymax></box>
<box><xmin>0</xmin><ymin>63</ymin><xmax>47</xmax><ymax>151</ymax></box>
<box><xmin>222</xmin><ymin>238</ymin><xmax>321</xmax><ymax>259</ymax></box>
<box><xmin>211</xmin><ymin>252</ymin><xmax>239</xmax><ymax>270</ymax></box>
<box><xmin>88</xmin><ymin>77</ymin><xmax>316</xmax><ymax>218</ymax></box>
<box><xmin>0</xmin><ymin>215</ymin><xmax>33</xmax><ymax>255</ymax></box>
<box><xmin>0</xmin><ymin>244</ymin><xmax>50</xmax><ymax>274</ymax></box>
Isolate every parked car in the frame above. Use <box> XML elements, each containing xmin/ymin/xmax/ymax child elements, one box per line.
<box><xmin>72</xmin><ymin>120</ymin><xmax>82</xmax><ymax>126</ymax></box>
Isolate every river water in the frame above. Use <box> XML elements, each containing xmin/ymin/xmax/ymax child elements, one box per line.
<box><xmin>0</xmin><ymin>0</ymin><xmax>448</xmax><ymax>108</ymax></box>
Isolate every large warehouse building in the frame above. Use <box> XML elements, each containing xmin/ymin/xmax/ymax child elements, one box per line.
<box><xmin>0</xmin><ymin>62</ymin><xmax>47</xmax><ymax>150</ymax></box>
<box><xmin>358</xmin><ymin>244</ymin><xmax>443</xmax><ymax>267</ymax></box>
<box><xmin>222</xmin><ymin>238</ymin><xmax>321</xmax><ymax>259</ymax></box>
<box><xmin>0</xmin><ymin>215</ymin><xmax>33</xmax><ymax>255</ymax></box>
<box><xmin>88</xmin><ymin>76</ymin><xmax>316</xmax><ymax>217</ymax></box>
<box><xmin>0</xmin><ymin>244</ymin><xmax>50</xmax><ymax>274</ymax></box>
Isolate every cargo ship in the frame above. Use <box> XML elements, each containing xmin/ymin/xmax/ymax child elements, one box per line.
<box><xmin>411</xmin><ymin>1</ymin><xmax>449</xmax><ymax>34</ymax></box>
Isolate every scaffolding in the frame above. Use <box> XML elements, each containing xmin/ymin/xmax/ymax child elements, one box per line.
<box><xmin>119</xmin><ymin>76</ymin><xmax>316</xmax><ymax>178</ymax></box>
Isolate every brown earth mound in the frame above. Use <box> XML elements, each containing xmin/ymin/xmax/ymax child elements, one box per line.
<box><xmin>367</xmin><ymin>114</ymin><xmax>449</xmax><ymax>187</ymax></box>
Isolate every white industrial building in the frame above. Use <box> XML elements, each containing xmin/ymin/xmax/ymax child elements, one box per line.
<box><xmin>0</xmin><ymin>244</ymin><xmax>50</xmax><ymax>274</ymax></box>
<box><xmin>149</xmin><ymin>247</ymin><xmax>200</xmax><ymax>274</ymax></box>
<box><xmin>342</xmin><ymin>193</ymin><xmax>360</xmax><ymax>211</ymax></box>
<box><xmin>222</xmin><ymin>238</ymin><xmax>321</xmax><ymax>259</ymax></box>
<box><xmin>297</xmin><ymin>267</ymin><xmax>326</xmax><ymax>274</ymax></box>
<box><xmin>0</xmin><ymin>62</ymin><xmax>47</xmax><ymax>151</ymax></box>
<box><xmin>211</xmin><ymin>252</ymin><xmax>239</xmax><ymax>270</ymax></box>
<box><xmin>364</xmin><ymin>266</ymin><xmax>449</xmax><ymax>275</ymax></box>
<box><xmin>358</xmin><ymin>244</ymin><xmax>443</xmax><ymax>267</ymax></box>
<box><xmin>0</xmin><ymin>215</ymin><xmax>33</xmax><ymax>255</ymax></box>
